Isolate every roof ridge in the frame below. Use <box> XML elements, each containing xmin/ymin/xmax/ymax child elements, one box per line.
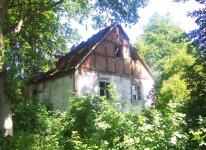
<box><xmin>56</xmin><ymin>24</ymin><xmax>118</xmax><ymax>65</ymax></box>
<box><xmin>28</xmin><ymin>24</ymin><xmax>131</xmax><ymax>83</ymax></box>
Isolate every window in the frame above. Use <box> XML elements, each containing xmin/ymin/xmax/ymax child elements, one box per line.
<box><xmin>115</xmin><ymin>44</ymin><xmax>122</xmax><ymax>57</ymax></box>
<box><xmin>99</xmin><ymin>81</ymin><xmax>110</xmax><ymax>97</ymax></box>
<box><xmin>132</xmin><ymin>84</ymin><xmax>142</xmax><ymax>101</ymax></box>
<box><xmin>32</xmin><ymin>88</ymin><xmax>37</xmax><ymax>98</ymax></box>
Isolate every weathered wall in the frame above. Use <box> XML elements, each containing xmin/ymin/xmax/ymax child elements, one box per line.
<box><xmin>79</xmin><ymin>26</ymin><xmax>154</xmax><ymax>108</ymax></box>
<box><xmin>139</xmin><ymin>62</ymin><xmax>154</xmax><ymax>106</ymax></box>
<box><xmin>0</xmin><ymin>73</ymin><xmax>12</xmax><ymax>136</ymax></box>
<box><xmin>75</xmin><ymin>69</ymin><xmax>132</xmax><ymax>111</ymax></box>
<box><xmin>75</xmin><ymin>68</ymin><xmax>154</xmax><ymax>110</ymax></box>
<box><xmin>29</xmin><ymin>74</ymin><xmax>74</xmax><ymax>111</ymax></box>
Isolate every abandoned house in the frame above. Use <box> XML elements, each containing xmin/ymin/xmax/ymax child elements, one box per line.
<box><xmin>26</xmin><ymin>24</ymin><xmax>154</xmax><ymax>111</ymax></box>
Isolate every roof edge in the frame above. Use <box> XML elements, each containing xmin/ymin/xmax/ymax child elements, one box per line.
<box><xmin>133</xmin><ymin>47</ymin><xmax>154</xmax><ymax>80</ymax></box>
<box><xmin>75</xmin><ymin>24</ymin><xmax>119</xmax><ymax>69</ymax></box>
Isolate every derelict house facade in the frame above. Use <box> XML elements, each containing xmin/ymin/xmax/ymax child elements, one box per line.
<box><xmin>26</xmin><ymin>24</ymin><xmax>154</xmax><ymax>111</ymax></box>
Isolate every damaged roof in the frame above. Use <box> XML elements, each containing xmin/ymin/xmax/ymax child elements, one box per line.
<box><xmin>29</xmin><ymin>24</ymin><xmax>152</xmax><ymax>83</ymax></box>
<box><xmin>56</xmin><ymin>24</ymin><xmax>132</xmax><ymax>71</ymax></box>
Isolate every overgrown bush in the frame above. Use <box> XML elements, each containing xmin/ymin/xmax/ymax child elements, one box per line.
<box><xmin>62</xmin><ymin>96</ymin><xmax>189</xmax><ymax>149</ymax></box>
<box><xmin>12</xmin><ymin>101</ymin><xmax>49</xmax><ymax>133</ymax></box>
<box><xmin>3</xmin><ymin>96</ymin><xmax>193</xmax><ymax>149</ymax></box>
<box><xmin>9</xmin><ymin>100</ymin><xmax>66</xmax><ymax>150</ymax></box>
<box><xmin>189</xmin><ymin>116</ymin><xmax>206</xmax><ymax>150</ymax></box>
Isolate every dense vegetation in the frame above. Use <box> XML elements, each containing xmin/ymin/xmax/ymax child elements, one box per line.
<box><xmin>135</xmin><ymin>14</ymin><xmax>195</xmax><ymax>110</ymax></box>
<box><xmin>0</xmin><ymin>96</ymin><xmax>189</xmax><ymax>149</ymax></box>
<box><xmin>134</xmin><ymin>13</ymin><xmax>206</xmax><ymax>149</ymax></box>
<box><xmin>0</xmin><ymin>94</ymin><xmax>205</xmax><ymax>149</ymax></box>
<box><xmin>1</xmin><ymin>0</ymin><xmax>206</xmax><ymax>149</ymax></box>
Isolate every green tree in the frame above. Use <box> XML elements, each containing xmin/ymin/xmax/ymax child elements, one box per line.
<box><xmin>184</xmin><ymin>62</ymin><xmax>206</xmax><ymax>121</ymax></box>
<box><xmin>135</xmin><ymin>14</ymin><xmax>195</xmax><ymax>109</ymax></box>
<box><xmin>174</xmin><ymin>0</ymin><xmax>206</xmax><ymax>126</ymax></box>
<box><xmin>173</xmin><ymin>1</ymin><xmax>206</xmax><ymax>148</ymax></box>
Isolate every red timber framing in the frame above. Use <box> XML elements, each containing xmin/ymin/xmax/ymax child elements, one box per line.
<box><xmin>80</xmin><ymin>27</ymin><xmax>141</xmax><ymax>78</ymax></box>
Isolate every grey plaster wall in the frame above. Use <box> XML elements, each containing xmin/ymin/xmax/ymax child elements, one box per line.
<box><xmin>28</xmin><ymin>65</ymin><xmax>154</xmax><ymax>111</ymax></box>
<box><xmin>29</xmin><ymin>74</ymin><xmax>74</xmax><ymax>111</ymax></box>
<box><xmin>75</xmin><ymin>67</ymin><xmax>154</xmax><ymax>110</ymax></box>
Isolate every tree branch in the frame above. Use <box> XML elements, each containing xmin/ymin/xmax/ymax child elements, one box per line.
<box><xmin>4</xmin><ymin>0</ymin><xmax>65</xmax><ymax>38</ymax></box>
<box><xmin>0</xmin><ymin>0</ymin><xmax>12</xmax><ymax>25</ymax></box>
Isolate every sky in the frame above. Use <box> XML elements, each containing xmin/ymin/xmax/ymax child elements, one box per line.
<box><xmin>72</xmin><ymin>0</ymin><xmax>202</xmax><ymax>44</ymax></box>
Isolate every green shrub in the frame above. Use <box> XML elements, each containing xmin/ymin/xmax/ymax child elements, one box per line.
<box><xmin>61</xmin><ymin>95</ymin><xmax>188</xmax><ymax>149</ymax></box>
<box><xmin>8</xmin><ymin>96</ymin><xmax>191</xmax><ymax>149</ymax></box>
<box><xmin>12</xmin><ymin>101</ymin><xmax>49</xmax><ymax>133</ymax></box>
<box><xmin>157</xmin><ymin>75</ymin><xmax>190</xmax><ymax>110</ymax></box>
<box><xmin>10</xmin><ymin>100</ymin><xmax>66</xmax><ymax>150</ymax></box>
<box><xmin>189</xmin><ymin>116</ymin><xmax>206</xmax><ymax>150</ymax></box>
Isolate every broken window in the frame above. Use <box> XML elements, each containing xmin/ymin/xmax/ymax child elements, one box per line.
<box><xmin>132</xmin><ymin>84</ymin><xmax>142</xmax><ymax>101</ymax></box>
<box><xmin>115</xmin><ymin>44</ymin><xmax>122</xmax><ymax>57</ymax></box>
<box><xmin>32</xmin><ymin>88</ymin><xmax>37</xmax><ymax>98</ymax></box>
<box><xmin>99</xmin><ymin>81</ymin><xmax>110</xmax><ymax>97</ymax></box>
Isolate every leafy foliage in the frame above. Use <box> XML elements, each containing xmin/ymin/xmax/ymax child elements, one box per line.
<box><xmin>157</xmin><ymin>75</ymin><xmax>190</xmax><ymax>110</ymax></box>
<box><xmin>92</xmin><ymin>0</ymin><xmax>148</xmax><ymax>28</ymax></box>
<box><xmin>134</xmin><ymin>11</ymin><xmax>206</xmax><ymax>149</ymax></box>
<box><xmin>135</xmin><ymin>13</ymin><xmax>194</xmax><ymax>77</ymax></box>
<box><xmin>187</xmin><ymin>0</ymin><xmax>206</xmax><ymax>61</ymax></box>
<box><xmin>9</xmin><ymin>100</ymin><xmax>66</xmax><ymax>149</ymax></box>
<box><xmin>190</xmin><ymin>116</ymin><xmax>206</xmax><ymax>149</ymax></box>
<box><xmin>3</xmin><ymin>95</ymin><xmax>189</xmax><ymax>149</ymax></box>
<box><xmin>135</xmin><ymin>14</ymin><xmax>195</xmax><ymax>108</ymax></box>
<box><xmin>12</xmin><ymin>101</ymin><xmax>49</xmax><ymax>133</ymax></box>
<box><xmin>3</xmin><ymin>0</ymin><xmax>81</xmax><ymax>100</ymax></box>
<box><xmin>184</xmin><ymin>61</ymin><xmax>206</xmax><ymax>122</ymax></box>
<box><xmin>177</xmin><ymin>0</ymin><xmax>206</xmax><ymax>124</ymax></box>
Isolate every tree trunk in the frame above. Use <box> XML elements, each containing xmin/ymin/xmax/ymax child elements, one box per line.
<box><xmin>0</xmin><ymin>73</ymin><xmax>12</xmax><ymax>137</ymax></box>
<box><xmin>0</xmin><ymin>0</ymin><xmax>13</xmax><ymax>136</ymax></box>
<box><xmin>0</xmin><ymin>26</ymin><xmax>12</xmax><ymax>137</ymax></box>
<box><xmin>0</xmin><ymin>23</ymin><xmax>4</xmax><ymax>69</ymax></box>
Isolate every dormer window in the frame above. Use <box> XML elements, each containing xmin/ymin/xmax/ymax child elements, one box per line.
<box><xmin>115</xmin><ymin>44</ymin><xmax>122</xmax><ymax>57</ymax></box>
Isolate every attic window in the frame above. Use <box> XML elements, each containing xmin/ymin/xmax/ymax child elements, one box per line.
<box><xmin>115</xmin><ymin>44</ymin><xmax>122</xmax><ymax>57</ymax></box>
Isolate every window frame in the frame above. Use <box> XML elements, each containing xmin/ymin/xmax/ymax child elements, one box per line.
<box><xmin>99</xmin><ymin>81</ymin><xmax>110</xmax><ymax>97</ymax></box>
<box><xmin>131</xmin><ymin>84</ymin><xmax>143</xmax><ymax>102</ymax></box>
<box><xmin>115</xmin><ymin>44</ymin><xmax>123</xmax><ymax>58</ymax></box>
